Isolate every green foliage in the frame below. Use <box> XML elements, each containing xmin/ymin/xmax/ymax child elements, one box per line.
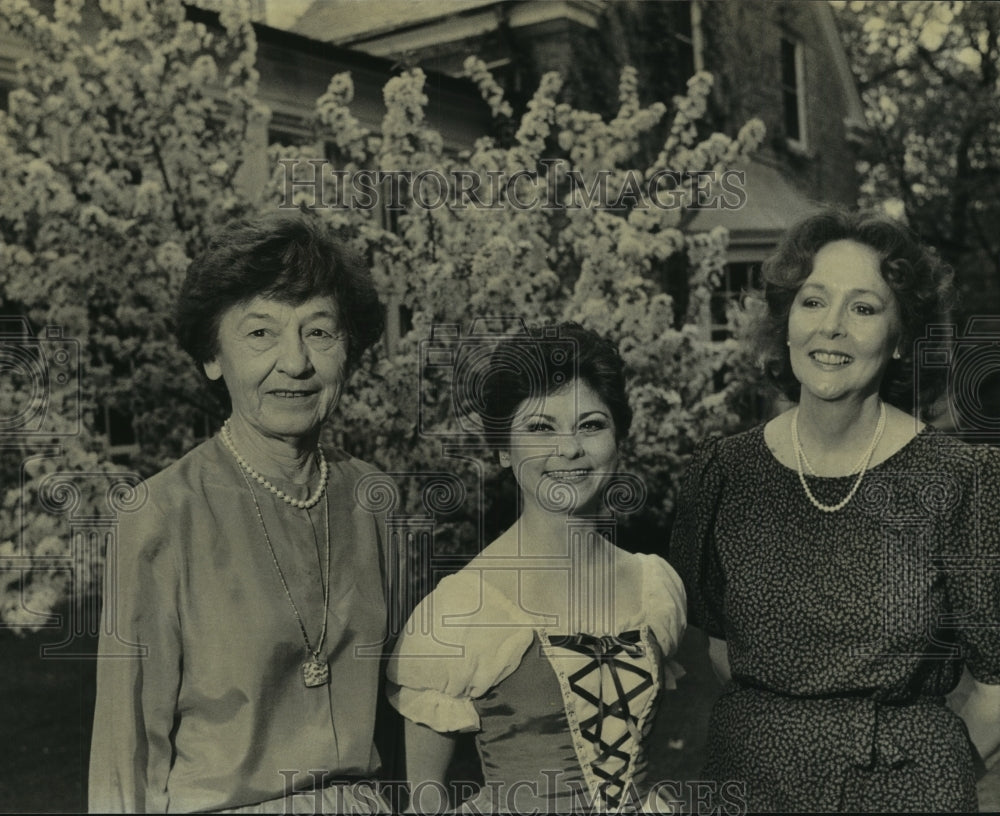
<box><xmin>0</xmin><ymin>0</ymin><xmax>765</xmax><ymax>630</ymax></box>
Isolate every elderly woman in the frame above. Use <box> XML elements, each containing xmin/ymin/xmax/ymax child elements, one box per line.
<box><xmin>388</xmin><ymin>322</ymin><xmax>686</xmax><ymax>813</ymax></box>
<box><xmin>670</xmin><ymin>209</ymin><xmax>1000</xmax><ymax>811</ymax></box>
<box><xmin>89</xmin><ymin>211</ymin><xmax>391</xmax><ymax>813</ymax></box>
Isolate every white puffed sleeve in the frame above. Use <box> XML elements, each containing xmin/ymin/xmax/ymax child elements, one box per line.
<box><xmin>636</xmin><ymin>552</ymin><xmax>687</xmax><ymax>688</ymax></box>
<box><xmin>386</xmin><ymin>568</ymin><xmax>536</xmax><ymax>733</ymax></box>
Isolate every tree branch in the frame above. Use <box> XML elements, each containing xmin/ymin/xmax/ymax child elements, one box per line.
<box><xmin>916</xmin><ymin>45</ymin><xmax>975</xmax><ymax>94</ymax></box>
<box><xmin>150</xmin><ymin>136</ymin><xmax>187</xmax><ymax>234</ymax></box>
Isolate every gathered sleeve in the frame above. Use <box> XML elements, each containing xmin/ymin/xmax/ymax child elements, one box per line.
<box><xmin>88</xmin><ymin>495</ymin><xmax>182</xmax><ymax>814</ymax></box>
<box><xmin>668</xmin><ymin>436</ymin><xmax>728</xmax><ymax>639</ymax></box>
<box><xmin>386</xmin><ymin>570</ymin><xmax>535</xmax><ymax>734</ymax></box>
<box><xmin>638</xmin><ymin>552</ymin><xmax>687</xmax><ymax>657</ymax></box>
<box><xmin>946</xmin><ymin>444</ymin><xmax>1000</xmax><ymax>685</ymax></box>
<box><xmin>636</xmin><ymin>553</ymin><xmax>688</xmax><ymax>689</ymax></box>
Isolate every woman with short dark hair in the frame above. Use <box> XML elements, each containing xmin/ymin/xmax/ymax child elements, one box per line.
<box><xmin>671</xmin><ymin>208</ymin><xmax>1000</xmax><ymax>811</ymax></box>
<box><xmin>174</xmin><ymin>211</ymin><xmax>384</xmax><ymax>377</ymax></box>
<box><xmin>388</xmin><ymin>322</ymin><xmax>686</xmax><ymax>813</ymax></box>
<box><xmin>89</xmin><ymin>210</ymin><xmax>392</xmax><ymax>813</ymax></box>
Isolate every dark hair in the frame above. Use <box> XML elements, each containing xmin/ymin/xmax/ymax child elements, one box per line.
<box><xmin>744</xmin><ymin>208</ymin><xmax>955</xmax><ymax>417</ymax></box>
<box><xmin>175</xmin><ymin>210</ymin><xmax>384</xmax><ymax>373</ymax></box>
<box><xmin>478</xmin><ymin>322</ymin><xmax>632</xmax><ymax>454</ymax></box>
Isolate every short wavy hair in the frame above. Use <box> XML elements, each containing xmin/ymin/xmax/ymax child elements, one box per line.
<box><xmin>478</xmin><ymin>322</ymin><xmax>632</xmax><ymax>455</ymax></box>
<box><xmin>175</xmin><ymin>210</ymin><xmax>384</xmax><ymax>374</ymax></box>
<box><xmin>743</xmin><ymin>208</ymin><xmax>955</xmax><ymax>417</ymax></box>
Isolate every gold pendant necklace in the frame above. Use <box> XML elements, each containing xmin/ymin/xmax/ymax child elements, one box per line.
<box><xmin>229</xmin><ymin>440</ymin><xmax>333</xmax><ymax>688</ymax></box>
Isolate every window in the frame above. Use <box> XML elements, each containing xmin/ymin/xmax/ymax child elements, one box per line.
<box><xmin>780</xmin><ymin>36</ymin><xmax>807</xmax><ymax>148</ymax></box>
<box><xmin>267</xmin><ymin>112</ymin><xmax>313</xmax><ymax>149</ymax></box>
<box><xmin>672</xmin><ymin>3</ymin><xmax>695</xmax><ymax>78</ymax></box>
<box><xmin>711</xmin><ymin>262</ymin><xmax>759</xmax><ymax>341</ymax></box>
<box><xmin>95</xmin><ymin>404</ymin><xmax>138</xmax><ymax>456</ymax></box>
<box><xmin>398</xmin><ymin>303</ymin><xmax>414</xmax><ymax>338</ymax></box>
<box><xmin>382</xmin><ymin>297</ymin><xmax>412</xmax><ymax>358</ymax></box>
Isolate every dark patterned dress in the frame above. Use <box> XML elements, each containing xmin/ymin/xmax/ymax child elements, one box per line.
<box><xmin>669</xmin><ymin>424</ymin><xmax>1000</xmax><ymax>812</ymax></box>
<box><xmin>387</xmin><ymin>552</ymin><xmax>686</xmax><ymax>813</ymax></box>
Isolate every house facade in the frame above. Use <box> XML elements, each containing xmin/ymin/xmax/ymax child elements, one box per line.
<box><xmin>274</xmin><ymin>0</ymin><xmax>868</xmax><ymax>337</ymax></box>
<box><xmin>0</xmin><ymin>2</ymin><xmax>493</xmax><ymax>452</ymax></box>
<box><xmin>0</xmin><ymin>0</ymin><xmax>866</xmax><ymax>449</ymax></box>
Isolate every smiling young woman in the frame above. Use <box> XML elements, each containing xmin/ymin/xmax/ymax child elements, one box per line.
<box><xmin>499</xmin><ymin>379</ymin><xmax>620</xmax><ymax>522</ymax></box>
<box><xmin>387</xmin><ymin>323</ymin><xmax>686</xmax><ymax>814</ymax></box>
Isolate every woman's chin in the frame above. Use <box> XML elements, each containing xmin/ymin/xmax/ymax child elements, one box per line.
<box><xmin>799</xmin><ymin>382</ymin><xmax>860</xmax><ymax>403</ymax></box>
<box><xmin>234</xmin><ymin>416</ymin><xmax>324</xmax><ymax>443</ymax></box>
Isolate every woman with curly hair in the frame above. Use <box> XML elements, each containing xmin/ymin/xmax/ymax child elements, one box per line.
<box><xmin>670</xmin><ymin>209</ymin><xmax>1000</xmax><ymax>811</ymax></box>
<box><xmin>388</xmin><ymin>322</ymin><xmax>686</xmax><ymax>813</ymax></box>
<box><xmin>89</xmin><ymin>211</ymin><xmax>393</xmax><ymax>813</ymax></box>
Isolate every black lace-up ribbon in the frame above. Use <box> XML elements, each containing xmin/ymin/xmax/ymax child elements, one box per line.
<box><xmin>548</xmin><ymin>630</ymin><xmax>653</xmax><ymax>809</ymax></box>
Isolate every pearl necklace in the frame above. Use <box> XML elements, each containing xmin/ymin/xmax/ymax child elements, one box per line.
<box><xmin>791</xmin><ymin>400</ymin><xmax>886</xmax><ymax>513</ymax></box>
<box><xmin>220</xmin><ymin>420</ymin><xmax>328</xmax><ymax>510</ymax></box>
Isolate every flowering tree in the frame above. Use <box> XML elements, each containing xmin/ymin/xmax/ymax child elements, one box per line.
<box><xmin>0</xmin><ymin>0</ymin><xmax>263</xmax><ymax>629</ymax></box>
<box><xmin>0</xmin><ymin>0</ymin><xmax>764</xmax><ymax>630</ymax></box>
<box><xmin>276</xmin><ymin>60</ymin><xmax>765</xmax><ymax>557</ymax></box>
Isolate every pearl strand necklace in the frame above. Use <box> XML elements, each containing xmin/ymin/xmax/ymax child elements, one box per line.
<box><xmin>791</xmin><ymin>400</ymin><xmax>886</xmax><ymax>513</ymax></box>
<box><xmin>220</xmin><ymin>420</ymin><xmax>328</xmax><ymax>510</ymax></box>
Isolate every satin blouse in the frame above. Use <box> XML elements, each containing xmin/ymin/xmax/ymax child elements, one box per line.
<box><xmin>88</xmin><ymin>435</ymin><xmax>390</xmax><ymax>813</ymax></box>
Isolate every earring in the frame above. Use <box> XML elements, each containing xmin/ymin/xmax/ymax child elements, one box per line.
<box><xmin>892</xmin><ymin>350</ymin><xmax>902</xmax><ymax>360</ymax></box>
